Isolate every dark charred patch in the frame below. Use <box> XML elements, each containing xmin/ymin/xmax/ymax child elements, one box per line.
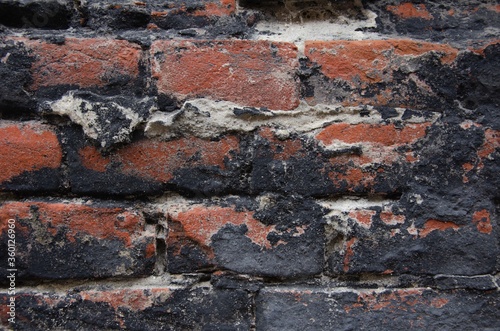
<box><xmin>0</xmin><ymin>40</ymin><xmax>36</xmax><ymax>112</ymax></box>
<box><xmin>61</xmin><ymin>125</ymin><xmax>164</xmax><ymax>197</ymax></box>
<box><xmin>0</xmin><ymin>0</ymin><xmax>72</xmax><ymax>29</ymax></box>
<box><xmin>365</xmin><ymin>0</ymin><xmax>500</xmax><ymax>45</ymax></box>
<box><xmin>239</xmin><ymin>0</ymin><xmax>365</xmax><ymax>22</ymax></box>
<box><xmin>257</xmin><ymin>288</ymin><xmax>500</xmax><ymax>331</ymax></box>
<box><xmin>0</xmin><ymin>168</ymin><xmax>62</xmax><ymax>194</ymax></box>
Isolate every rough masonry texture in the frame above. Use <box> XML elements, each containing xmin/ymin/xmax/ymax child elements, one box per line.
<box><xmin>0</xmin><ymin>0</ymin><xmax>499</xmax><ymax>330</ymax></box>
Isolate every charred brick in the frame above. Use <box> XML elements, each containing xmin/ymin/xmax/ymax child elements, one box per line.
<box><xmin>0</xmin><ymin>0</ymin><xmax>72</xmax><ymax>29</ymax></box>
<box><xmin>256</xmin><ymin>287</ymin><xmax>500</xmax><ymax>331</ymax></box>
<box><xmin>0</xmin><ymin>40</ymin><xmax>36</xmax><ymax>112</ymax></box>
<box><xmin>0</xmin><ymin>201</ymin><xmax>155</xmax><ymax>282</ymax></box>
<box><xmin>166</xmin><ymin>195</ymin><xmax>326</xmax><ymax>278</ymax></box>
<box><xmin>0</xmin><ymin>286</ymin><xmax>251</xmax><ymax>331</ymax></box>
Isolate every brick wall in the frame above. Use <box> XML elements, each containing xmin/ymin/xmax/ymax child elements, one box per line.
<box><xmin>0</xmin><ymin>0</ymin><xmax>499</xmax><ymax>330</ymax></box>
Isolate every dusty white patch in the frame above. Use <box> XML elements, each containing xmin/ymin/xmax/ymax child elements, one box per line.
<box><xmin>252</xmin><ymin>9</ymin><xmax>380</xmax><ymax>53</ymax></box>
<box><xmin>46</xmin><ymin>91</ymin><xmax>157</xmax><ymax>148</ymax></box>
<box><xmin>145</xmin><ymin>98</ymin><xmax>436</xmax><ymax>140</ymax></box>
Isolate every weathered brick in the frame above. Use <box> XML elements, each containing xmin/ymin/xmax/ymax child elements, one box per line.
<box><xmin>0</xmin><ymin>201</ymin><xmax>155</xmax><ymax>281</ymax></box>
<box><xmin>22</xmin><ymin>37</ymin><xmax>142</xmax><ymax>91</ymax></box>
<box><xmin>151</xmin><ymin>40</ymin><xmax>300</xmax><ymax>110</ymax></box>
<box><xmin>316</xmin><ymin>123</ymin><xmax>431</xmax><ymax>146</ymax></box>
<box><xmin>83</xmin><ymin>0</ymin><xmax>236</xmax><ymax>30</ymax></box>
<box><xmin>165</xmin><ymin>195</ymin><xmax>325</xmax><ymax>278</ymax></box>
<box><xmin>365</xmin><ymin>1</ymin><xmax>500</xmax><ymax>43</ymax></box>
<box><xmin>66</xmin><ymin>130</ymin><xmax>240</xmax><ymax>196</ymax></box>
<box><xmin>152</xmin><ymin>0</ymin><xmax>236</xmax><ymax>18</ymax></box>
<box><xmin>386</xmin><ymin>3</ymin><xmax>433</xmax><ymax>20</ymax></box>
<box><xmin>67</xmin><ymin>121</ymin><xmax>430</xmax><ymax>197</ymax></box>
<box><xmin>0</xmin><ymin>285</ymin><xmax>251</xmax><ymax>330</ymax></box>
<box><xmin>256</xmin><ymin>287</ymin><xmax>500</xmax><ymax>331</ymax></box>
<box><xmin>304</xmin><ymin>40</ymin><xmax>459</xmax><ymax>109</ymax></box>
<box><xmin>326</xmin><ymin>204</ymin><xmax>498</xmax><ymax>276</ymax></box>
<box><xmin>315</xmin><ymin>122</ymin><xmax>431</xmax><ymax>194</ymax></box>
<box><xmin>0</xmin><ymin>39</ymin><xmax>36</xmax><ymax>112</ymax></box>
<box><xmin>0</xmin><ymin>121</ymin><xmax>62</xmax><ymax>192</ymax></box>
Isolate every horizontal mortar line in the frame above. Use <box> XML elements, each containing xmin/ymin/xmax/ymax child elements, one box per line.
<box><xmin>434</xmin><ymin>273</ymin><xmax>497</xmax><ymax>278</ymax></box>
<box><xmin>0</xmin><ymin>29</ymin><xmax>480</xmax><ymax>50</ymax></box>
<box><xmin>0</xmin><ymin>195</ymin><xmax>151</xmax><ymax>205</ymax></box>
<box><xmin>0</xmin><ymin>193</ymin><xmax>402</xmax><ymax>204</ymax></box>
<box><xmin>1</xmin><ymin>275</ymin><xmax>205</xmax><ymax>293</ymax></box>
<box><xmin>4</xmin><ymin>272</ymin><xmax>499</xmax><ymax>293</ymax></box>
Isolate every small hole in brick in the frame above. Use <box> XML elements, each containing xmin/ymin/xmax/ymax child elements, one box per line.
<box><xmin>239</xmin><ymin>0</ymin><xmax>365</xmax><ymax>22</ymax></box>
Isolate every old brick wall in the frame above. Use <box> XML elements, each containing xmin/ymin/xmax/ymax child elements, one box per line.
<box><xmin>0</xmin><ymin>0</ymin><xmax>499</xmax><ymax>330</ymax></box>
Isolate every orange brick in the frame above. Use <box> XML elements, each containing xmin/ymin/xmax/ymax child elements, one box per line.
<box><xmin>306</xmin><ymin>40</ymin><xmax>457</xmax><ymax>84</ymax></box>
<box><xmin>0</xmin><ymin>122</ymin><xmax>62</xmax><ymax>184</ymax></box>
<box><xmin>151</xmin><ymin>40</ymin><xmax>300</xmax><ymax>110</ymax></box>
<box><xmin>78</xmin><ymin>136</ymin><xmax>239</xmax><ymax>182</ymax></box>
<box><xmin>23</xmin><ymin>38</ymin><xmax>141</xmax><ymax>89</ymax></box>
<box><xmin>387</xmin><ymin>3</ymin><xmax>433</xmax><ymax>20</ymax></box>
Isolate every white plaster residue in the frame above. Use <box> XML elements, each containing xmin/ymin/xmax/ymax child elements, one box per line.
<box><xmin>145</xmin><ymin>98</ymin><xmax>435</xmax><ymax>140</ymax></box>
<box><xmin>252</xmin><ymin>9</ymin><xmax>380</xmax><ymax>53</ymax></box>
<box><xmin>46</xmin><ymin>91</ymin><xmax>157</xmax><ymax>148</ymax></box>
<box><xmin>318</xmin><ymin>197</ymin><xmax>391</xmax><ymax>212</ymax></box>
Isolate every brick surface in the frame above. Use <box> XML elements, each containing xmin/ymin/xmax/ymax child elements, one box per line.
<box><xmin>256</xmin><ymin>287</ymin><xmax>500</xmax><ymax>331</ymax></box>
<box><xmin>165</xmin><ymin>195</ymin><xmax>325</xmax><ymax>278</ymax></box>
<box><xmin>366</xmin><ymin>1</ymin><xmax>500</xmax><ymax>43</ymax></box>
<box><xmin>151</xmin><ymin>40</ymin><xmax>300</xmax><ymax>110</ymax></box>
<box><xmin>315</xmin><ymin>122</ymin><xmax>431</xmax><ymax>194</ymax></box>
<box><xmin>386</xmin><ymin>3</ymin><xmax>433</xmax><ymax>20</ymax></box>
<box><xmin>304</xmin><ymin>40</ymin><xmax>458</xmax><ymax>109</ymax></box>
<box><xmin>66</xmin><ymin>129</ymin><xmax>240</xmax><ymax>196</ymax></box>
<box><xmin>84</xmin><ymin>0</ymin><xmax>237</xmax><ymax>30</ymax></box>
<box><xmin>0</xmin><ymin>122</ymin><xmax>62</xmax><ymax>192</ymax></box>
<box><xmin>23</xmin><ymin>37</ymin><xmax>142</xmax><ymax>91</ymax></box>
<box><xmin>0</xmin><ymin>285</ymin><xmax>251</xmax><ymax>330</ymax></box>
<box><xmin>0</xmin><ymin>201</ymin><xmax>155</xmax><ymax>281</ymax></box>
<box><xmin>66</xmin><ymin>120</ymin><xmax>436</xmax><ymax>197</ymax></box>
<box><xmin>0</xmin><ymin>40</ymin><xmax>36</xmax><ymax>111</ymax></box>
<box><xmin>326</xmin><ymin>204</ymin><xmax>499</xmax><ymax>276</ymax></box>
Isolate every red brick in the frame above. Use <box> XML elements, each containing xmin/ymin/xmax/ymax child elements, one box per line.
<box><xmin>165</xmin><ymin>197</ymin><xmax>324</xmax><ymax>277</ymax></box>
<box><xmin>348</xmin><ymin>210</ymin><xmax>376</xmax><ymax>229</ymax></box>
<box><xmin>472</xmin><ymin>210</ymin><xmax>492</xmax><ymax>235</ymax></box>
<box><xmin>21</xmin><ymin>37</ymin><xmax>141</xmax><ymax>90</ymax></box>
<box><xmin>343</xmin><ymin>237</ymin><xmax>358</xmax><ymax>273</ymax></box>
<box><xmin>151</xmin><ymin>40</ymin><xmax>300</xmax><ymax>110</ymax></box>
<box><xmin>386</xmin><ymin>3</ymin><xmax>433</xmax><ymax>20</ymax></box>
<box><xmin>380</xmin><ymin>209</ymin><xmax>406</xmax><ymax>225</ymax></box>
<box><xmin>169</xmin><ymin>205</ymin><xmax>277</xmax><ymax>252</ymax></box>
<box><xmin>0</xmin><ymin>122</ymin><xmax>62</xmax><ymax>184</ymax></box>
<box><xmin>316</xmin><ymin>123</ymin><xmax>430</xmax><ymax>192</ymax></box>
<box><xmin>78</xmin><ymin>136</ymin><xmax>239</xmax><ymax>182</ymax></box>
<box><xmin>0</xmin><ymin>201</ymin><xmax>155</xmax><ymax>279</ymax></box>
<box><xmin>461</xmin><ymin>128</ymin><xmax>499</xmax><ymax>182</ymax></box>
<box><xmin>316</xmin><ymin>123</ymin><xmax>430</xmax><ymax>146</ymax></box>
<box><xmin>329</xmin><ymin>205</ymin><xmax>496</xmax><ymax>275</ymax></box>
<box><xmin>79</xmin><ymin>288</ymin><xmax>171</xmax><ymax>311</ymax></box>
<box><xmin>419</xmin><ymin>219</ymin><xmax>461</xmax><ymax>238</ymax></box>
<box><xmin>305</xmin><ymin>40</ymin><xmax>458</xmax><ymax>107</ymax></box>
<box><xmin>0</xmin><ymin>286</ymin><xmax>251</xmax><ymax>329</ymax></box>
<box><xmin>259</xmin><ymin>127</ymin><xmax>305</xmax><ymax>160</ymax></box>
<box><xmin>306</xmin><ymin>40</ymin><xmax>457</xmax><ymax>84</ymax></box>
<box><xmin>196</xmin><ymin>0</ymin><xmax>236</xmax><ymax>16</ymax></box>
